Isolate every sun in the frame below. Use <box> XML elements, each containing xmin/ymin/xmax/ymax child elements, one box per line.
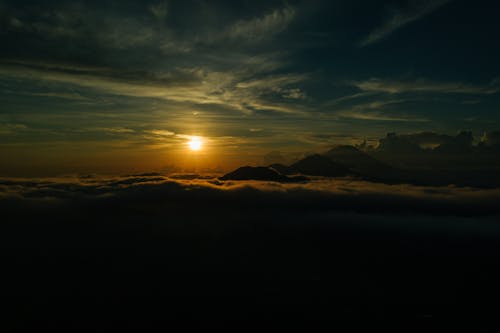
<box><xmin>188</xmin><ymin>136</ymin><xmax>203</xmax><ymax>151</ymax></box>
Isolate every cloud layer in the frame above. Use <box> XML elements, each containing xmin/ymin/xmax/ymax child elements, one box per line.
<box><xmin>4</xmin><ymin>172</ymin><xmax>500</xmax><ymax>324</ymax></box>
<box><xmin>2</xmin><ymin>174</ymin><xmax>500</xmax><ymax>217</ymax></box>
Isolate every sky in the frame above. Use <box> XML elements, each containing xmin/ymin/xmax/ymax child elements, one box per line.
<box><xmin>1</xmin><ymin>0</ymin><xmax>500</xmax><ymax>176</ymax></box>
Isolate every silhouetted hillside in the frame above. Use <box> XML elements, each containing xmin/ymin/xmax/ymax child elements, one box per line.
<box><xmin>220</xmin><ymin>166</ymin><xmax>307</xmax><ymax>182</ymax></box>
<box><xmin>268</xmin><ymin>163</ymin><xmax>291</xmax><ymax>175</ymax></box>
<box><xmin>326</xmin><ymin>145</ymin><xmax>393</xmax><ymax>176</ymax></box>
<box><xmin>289</xmin><ymin>154</ymin><xmax>351</xmax><ymax>177</ymax></box>
<box><xmin>226</xmin><ymin>139</ymin><xmax>500</xmax><ymax>187</ymax></box>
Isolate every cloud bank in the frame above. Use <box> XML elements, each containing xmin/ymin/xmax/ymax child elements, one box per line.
<box><xmin>2</xmin><ymin>175</ymin><xmax>500</xmax><ymax>217</ymax></box>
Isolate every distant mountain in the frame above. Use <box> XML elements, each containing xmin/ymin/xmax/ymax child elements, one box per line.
<box><xmin>327</xmin><ymin>145</ymin><xmax>495</xmax><ymax>186</ymax></box>
<box><xmin>223</xmin><ymin>144</ymin><xmax>500</xmax><ymax>187</ymax></box>
<box><xmin>220</xmin><ymin>166</ymin><xmax>307</xmax><ymax>182</ymax></box>
<box><xmin>268</xmin><ymin>163</ymin><xmax>291</xmax><ymax>175</ymax></box>
<box><xmin>325</xmin><ymin>145</ymin><xmax>393</xmax><ymax>176</ymax></box>
<box><xmin>289</xmin><ymin>154</ymin><xmax>351</xmax><ymax>177</ymax></box>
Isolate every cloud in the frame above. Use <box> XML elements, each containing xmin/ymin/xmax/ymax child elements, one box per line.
<box><xmin>146</xmin><ymin>129</ymin><xmax>176</xmax><ymax>137</ymax></box>
<box><xmin>0</xmin><ymin>2</ymin><xmax>296</xmax><ymax>62</ymax></box>
<box><xmin>0</xmin><ymin>123</ymin><xmax>28</xmax><ymax>135</ymax></box>
<box><xmin>3</xmin><ymin>174</ymin><xmax>500</xmax><ymax>323</ymax></box>
<box><xmin>29</xmin><ymin>92</ymin><xmax>91</xmax><ymax>101</ymax></box>
<box><xmin>352</xmin><ymin>78</ymin><xmax>500</xmax><ymax>95</ymax></box>
<box><xmin>235</xmin><ymin>73</ymin><xmax>309</xmax><ymax>106</ymax></box>
<box><xmin>0</xmin><ymin>2</ymin><xmax>311</xmax><ymax>122</ymax></box>
<box><xmin>324</xmin><ymin>92</ymin><xmax>377</xmax><ymax>107</ymax></box>
<box><xmin>98</xmin><ymin>18</ymin><xmax>157</xmax><ymax>49</ymax></box>
<box><xmin>375</xmin><ymin>131</ymin><xmax>479</xmax><ymax>152</ymax></box>
<box><xmin>280</xmin><ymin>88</ymin><xmax>307</xmax><ymax>100</ymax></box>
<box><xmin>0</xmin><ymin>62</ymin><xmax>214</xmax><ymax>103</ymax></box>
<box><xmin>335</xmin><ymin>99</ymin><xmax>428</xmax><ymax>122</ymax></box>
<box><xmin>149</xmin><ymin>1</ymin><xmax>169</xmax><ymax>21</ymax></box>
<box><xmin>0</xmin><ymin>60</ymin><xmax>309</xmax><ymax>116</ymax></box>
<box><xmin>236</xmin><ymin>73</ymin><xmax>308</xmax><ymax>90</ymax></box>
<box><xmin>481</xmin><ymin>131</ymin><xmax>500</xmax><ymax>146</ymax></box>
<box><xmin>2</xmin><ymin>3</ymin><xmax>156</xmax><ymax>48</ymax></box>
<box><xmin>93</xmin><ymin>127</ymin><xmax>136</xmax><ymax>134</ymax></box>
<box><xmin>360</xmin><ymin>0</ymin><xmax>452</xmax><ymax>46</ymax></box>
<box><xmin>386</xmin><ymin>132</ymin><xmax>461</xmax><ymax>146</ymax></box>
<box><xmin>1</xmin><ymin>175</ymin><xmax>500</xmax><ymax>217</ymax></box>
<box><xmin>337</xmin><ymin>111</ymin><xmax>427</xmax><ymax>122</ymax></box>
<box><xmin>225</xmin><ymin>6</ymin><xmax>296</xmax><ymax>42</ymax></box>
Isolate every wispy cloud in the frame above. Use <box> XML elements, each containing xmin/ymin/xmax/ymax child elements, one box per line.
<box><xmin>225</xmin><ymin>6</ymin><xmax>296</xmax><ymax>42</ymax></box>
<box><xmin>0</xmin><ymin>60</ymin><xmax>309</xmax><ymax>115</ymax></box>
<box><xmin>3</xmin><ymin>3</ymin><xmax>157</xmax><ymax>49</ymax></box>
<box><xmin>335</xmin><ymin>99</ymin><xmax>429</xmax><ymax>122</ymax></box>
<box><xmin>352</xmin><ymin>78</ymin><xmax>500</xmax><ymax>95</ymax></box>
<box><xmin>149</xmin><ymin>1</ymin><xmax>169</xmax><ymax>21</ymax></box>
<box><xmin>91</xmin><ymin>127</ymin><xmax>136</xmax><ymax>134</ymax></box>
<box><xmin>0</xmin><ymin>123</ymin><xmax>28</xmax><ymax>135</ymax></box>
<box><xmin>337</xmin><ymin>110</ymin><xmax>428</xmax><ymax>122</ymax></box>
<box><xmin>360</xmin><ymin>0</ymin><xmax>452</xmax><ymax>47</ymax></box>
<box><xmin>0</xmin><ymin>2</ymin><xmax>308</xmax><ymax>117</ymax></box>
<box><xmin>235</xmin><ymin>73</ymin><xmax>309</xmax><ymax>102</ymax></box>
<box><xmin>236</xmin><ymin>73</ymin><xmax>307</xmax><ymax>90</ymax></box>
<box><xmin>146</xmin><ymin>129</ymin><xmax>175</xmax><ymax>137</ymax></box>
<box><xmin>323</xmin><ymin>92</ymin><xmax>377</xmax><ymax>107</ymax></box>
<box><xmin>29</xmin><ymin>92</ymin><xmax>91</xmax><ymax>101</ymax></box>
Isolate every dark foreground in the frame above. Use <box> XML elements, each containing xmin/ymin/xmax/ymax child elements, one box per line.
<box><xmin>1</xmin><ymin>179</ymin><xmax>500</xmax><ymax>330</ymax></box>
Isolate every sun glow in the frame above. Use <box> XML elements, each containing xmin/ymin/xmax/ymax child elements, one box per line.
<box><xmin>188</xmin><ymin>136</ymin><xmax>203</xmax><ymax>151</ymax></box>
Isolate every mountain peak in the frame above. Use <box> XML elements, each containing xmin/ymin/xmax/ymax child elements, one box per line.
<box><xmin>220</xmin><ymin>166</ymin><xmax>307</xmax><ymax>182</ymax></box>
<box><xmin>327</xmin><ymin>145</ymin><xmax>361</xmax><ymax>154</ymax></box>
<box><xmin>289</xmin><ymin>154</ymin><xmax>351</xmax><ymax>177</ymax></box>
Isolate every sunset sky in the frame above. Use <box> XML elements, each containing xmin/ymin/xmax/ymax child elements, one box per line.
<box><xmin>1</xmin><ymin>0</ymin><xmax>500</xmax><ymax>175</ymax></box>
<box><xmin>4</xmin><ymin>1</ymin><xmax>500</xmax><ymax>326</ymax></box>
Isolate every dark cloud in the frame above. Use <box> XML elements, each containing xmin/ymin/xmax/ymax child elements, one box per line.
<box><xmin>376</xmin><ymin>132</ymin><xmax>423</xmax><ymax>153</ymax></box>
<box><xmin>376</xmin><ymin>131</ymin><xmax>474</xmax><ymax>153</ymax></box>
<box><xmin>481</xmin><ymin>131</ymin><xmax>500</xmax><ymax>146</ymax></box>
<box><xmin>2</xmin><ymin>174</ymin><xmax>500</xmax><ymax>326</ymax></box>
<box><xmin>2</xmin><ymin>175</ymin><xmax>500</xmax><ymax>217</ymax></box>
<box><xmin>433</xmin><ymin>131</ymin><xmax>473</xmax><ymax>153</ymax></box>
<box><xmin>384</xmin><ymin>131</ymin><xmax>463</xmax><ymax>146</ymax></box>
<box><xmin>343</xmin><ymin>131</ymin><xmax>500</xmax><ymax>186</ymax></box>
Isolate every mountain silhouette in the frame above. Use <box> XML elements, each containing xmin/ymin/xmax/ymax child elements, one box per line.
<box><xmin>325</xmin><ymin>145</ymin><xmax>394</xmax><ymax>177</ymax></box>
<box><xmin>224</xmin><ymin>144</ymin><xmax>500</xmax><ymax>187</ymax></box>
<box><xmin>220</xmin><ymin>166</ymin><xmax>307</xmax><ymax>182</ymax></box>
<box><xmin>289</xmin><ymin>154</ymin><xmax>351</xmax><ymax>177</ymax></box>
<box><xmin>268</xmin><ymin>163</ymin><xmax>291</xmax><ymax>175</ymax></box>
